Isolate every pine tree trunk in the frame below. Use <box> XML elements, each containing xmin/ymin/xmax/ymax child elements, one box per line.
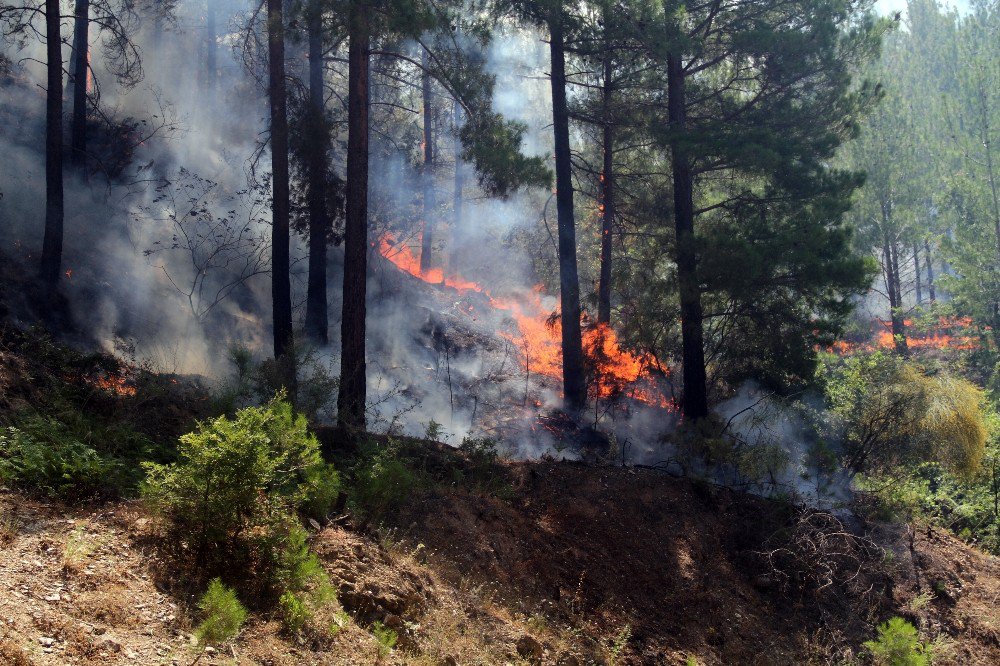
<box><xmin>40</xmin><ymin>0</ymin><xmax>64</xmax><ymax>293</ymax></box>
<box><xmin>448</xmin><ymin>100</ymin><xmax>464</xmax><ymax>279</ymax></box>
<box><xmin>337</xmin><ymin>0</ymin><xmax>370</xmax><ymax>431</ymax></box>
<box><xmin>597</xmin><ymin>42</ymin><xmax>614</xmax><ymax>326</ymax></box>
<box><xmin>205</xmin><ymin>2</ymin><xmax>217</xmax><ymax>89</ymax></box>
<box><xmin>548</xmin><ymin>11</ymin><xmax>587</xmax><ymax>411</ymax></box>
<box><xmin>69</xmin><ymin>0</ymin><xmax>89</xmax><ymax>169</ymax></box>
<box><xmin>668</xmin><ymin>54</ymin><xmax>709</xmax><ymax>421</ymax></box>
<box><xmin>913</xmin><ymin>242</ymin><xmax>922</xmax><ymax>305</ymax></box>
<box><xmin>267</xmin><ymin>0</ymin><xmax>294</xmax><ymax>377</ymax></box>
<box><xmin>924</xmin><ymin>238</ymin><xmax>936</xmax><ymax>302</ymax></box>
<box><xmin>881</xmin><ymin>231</ymin><xmax>907</xmax><ymax>355</ymax></box>
<box><xmin>419</xmin><ymin>48</ymin><xmax>435</xmax><ymax>275</ymax></box>
<box><xmin>304</xmin><ymin>0</ymin><xmax>329</xmax><ymax>345</ymax></box>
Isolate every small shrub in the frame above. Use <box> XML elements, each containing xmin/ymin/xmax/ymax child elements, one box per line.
<box><xmin>863</xmin><ymin>617</ymin><xmax>932</xmax><ymax>666</ymax></box>
<box><xmin>350</xmin><ymin>439</ymin><xmax>418</xmax><ymax>519</ymax></box>
<box><xmin>278</xmin><ymin>591</ymin><xmax>310</xmax><ymax>634</ymax></box>
<box><xmin>0</xmin><ymin>422</ymin><xmax>120</xmax><ymax>498</ymax></box>
<box><xmin>195</xmin><ymin>579</ymin><xmax>247</xmax><ymax>644</ymax></box>
<box><xmin>141</xmin><ymin>395</ymin><xmax>339</xmax><ymax>566</ymax></box>
<box><xmin>371</xmin><ymin>621</ymin><xmax>398</xmax><ymax>657</ymax></box>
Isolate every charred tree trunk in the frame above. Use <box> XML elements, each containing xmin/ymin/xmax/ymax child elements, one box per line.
<box><xmin>267</xmin><ymin>0</ymin><xmax>294</xmax><ymax>380</ymax></box>
<box><xmin>548</xmin><ymin>11</ymin><xmax>587</xmax><ymax>411</ymax></box>
<box><xmin>668</xmin><ymin>54</ymin><xmax>708</xmax><ymax>421</ymax></box>
<box><xmin>924</xmin><ymin>238</ymin><xmax>936</xmax><ymax>303</ymax></box>
<box><xmin>205</xmin><ymin>1</ymin><xmax>217</xmax><ymax>88</ymax></box>
<box><xmin>337</xmin><ymin>0</ymin><xmax>370</xmax><ymax>431</ymax></box>
<box><xmin>912</xmin><ymin>242</ymin><xmax>922</xmax><ymax>305</ymax></box>
<box><xmin>40</xmin><ymin>0</ymin><xmax>64</xmax><ymax>293</ymax></box>
<box><xmin>69</xmin><ymin>0</ymin><xmax>89</xmax><ymax>170</ymax></box>
<box><xmin>303</xmin><ymin>0</ymin><xmax>329</xmax><ymax>345</ymax></box>
<box><xmin>419</xmin><ymin>48</ymin><xmax>435</xmax><ymax>275</ymax></box>
<box><xmin>597</xmin><ymin>39</ymin><xmax>614</xmax><ymax>325</ymax></box>
<box><xmin>881</xmin><ymin>230</ymin><xmax>907</xmax><ymax>355</ymax></box>
<box><xmin>448</xmin><ymin>100</ymin><xmax>464</xmax><ymax>279</ymax></box>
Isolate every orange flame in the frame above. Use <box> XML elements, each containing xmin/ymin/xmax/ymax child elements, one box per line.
<box><xmin>379</xmin><ymin>234</ymin><xmax>672</xmax><ymax>409</ymax></box>
<box><xmin>829</xmin><ymin>316</ymin><xmax>981</xmax><ymax>355</ymax></box>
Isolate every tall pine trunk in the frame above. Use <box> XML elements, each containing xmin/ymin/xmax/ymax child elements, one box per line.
<box><xmin>267</xmin><ymin>0</ymin><xmax>294</xmax><ymax>378</ymax></box>
<box><xmin>337</xmin><ymin>0</ymin><xmax>370</xmax><ymax>431</ymax></box>
<box><xmin>40</xmin><ymin>0</ymin><xmax>64</xmax><ymax>293</ymax></box>
<box><xmin>69</xmin><ymin>0</ymin><xmax>89</xmax><ymax>169</ymax></box>
<box><xmin>419</xmin><ymin>49</ymin><xmax>435</xmax><ymax>275</ymax></box>
<box><xmin>304</xmin><ymin>0</ymin><xmax>329</xmax><ymax>345</ymax></box>
<box><xmin>881</xmin><ymin>228</ymin><xmax>907</xmax><ymax>355</ymax></box>
<box><xmin>448</xmin><ymin>100</ymin><xmax>464</xmax><ymax>279</ymax></box>
<box><xmin>924</xmin><ymin>238</ymin><xmax>936</xmax><ymax>302</ymax></box>
<box><xmin>912</xmin><ymin>242</ymin><xmax>922</xmax><ymax>304</ymax></box>
<box><xmin>597</xmin><ymin>36</ymin><xmax>614</xmax><ymax>325</ymax></box>
<box><xmin>548</xmin><ymin>11</ymin><xmax>586</xmax><ymax>411</ymax></box>
<box><xmin>668</xmin><ymin>54</ymin><xmax>708</xmax><ymax>421</ymax></box>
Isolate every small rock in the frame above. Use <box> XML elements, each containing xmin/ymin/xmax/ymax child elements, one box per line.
<box><xmin>516</xmin><ymin>634</ymin><xmax>544</xmax><ymax>662</ymax></box>
<box><xmin>308</xmin><ymin>518</ymin><xmax>322</xmax><ymax>531</ymax></box>
<box><xmin>44</xmin><ymin>593</ymin><xmax>61</xmax><ymax>602</ymax></box>
<box><xmin>38</xmin><ymin>637</ymin><xmax>56</xmax><ymax>647</ymax></box>
<box><xmin>205</xmin><ymin>646</ymin><xmax>216</xmax><ymax>654</ymax></box>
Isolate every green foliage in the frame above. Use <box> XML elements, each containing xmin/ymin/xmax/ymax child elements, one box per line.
<box><xmin>0</xmin><ymin>422</ymin><xmax>121</xmax><ymax>498</ymax></box>
<box><xmin>370</xmin><ymin>621</ymin><xmax>398</xmax><ymax>657</ymax></box>
<box><xmin>278</xmin><ymin>591</ymin><xmax>310</xmax><ymax>634</ymax></box>
<box><xmin>195</xmin><ymin>579</ymin><xmax>247</xmax><ymax>644</ymax></box>
<box><xmin>819</xmin><ymin>353</ymin><xmax>987</xmax><ymax>477</ymax></box>
<box><xmin>349</xmin><ymin>438</ymin><xmax>419</xmax><ymax>520</ymax></box>
<box><xmin>863</xmin><ymin>617</ymin><xmax>933</xmax><ymax>666</ymax></box>
<box><xmin>141</xmin><ymin>395</ymin><xmax>339</xmax><ymax>565</ymax></box>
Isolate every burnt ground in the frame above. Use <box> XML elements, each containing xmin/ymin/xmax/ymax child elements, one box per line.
<box><xmin>2</xmin><ymin>457</ymin><xmax>999</xmax><ymax>665</ymax></box>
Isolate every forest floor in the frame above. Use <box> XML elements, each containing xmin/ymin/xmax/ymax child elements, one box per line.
<box><xmin>2</xmin><ymin>456</ymin><xmax>999</xmax><ymax>665</ymax></box>
<box><xmin>1</xmin><ymin>277</ymin><xmax>999</xmax><ymax>665</ymax></box>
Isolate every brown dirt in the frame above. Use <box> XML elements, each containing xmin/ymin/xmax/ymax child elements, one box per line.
<box><xmin>3</xmin><ymin>458</ymin><xmax>999</xmax><ymax>665</ymax></box>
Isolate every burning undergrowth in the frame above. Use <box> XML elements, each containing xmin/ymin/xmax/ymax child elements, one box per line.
<box><xmin>372</xmin><ymin>233</ymin><xmax>679</xmax><ymax>458</ymax></box>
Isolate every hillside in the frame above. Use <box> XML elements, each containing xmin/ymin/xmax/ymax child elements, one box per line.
<box><xmin>2</xmin><ymin>457</ymin><xmax>999</xmax><ymax>665</ymax></box>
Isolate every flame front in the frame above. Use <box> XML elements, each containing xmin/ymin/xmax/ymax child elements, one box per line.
<box><xmin>379</xmin><ymin>235</ymin><xmax>671</xmax><ymax>408</ymax></box>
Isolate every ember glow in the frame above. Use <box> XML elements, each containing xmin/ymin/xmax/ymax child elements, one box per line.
<box><xmin>379</xmin><ymin>235</ymin><xmax>673</xmax><ymax>409</ymax></box>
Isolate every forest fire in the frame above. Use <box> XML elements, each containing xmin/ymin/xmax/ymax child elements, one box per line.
<box><xmin>379</xmin><ymin>235</ymin><xmax>672</xmax><ymax>408</ymax></box>
<box><xmin>830</xmin><ymin>316</ymin><xmax>981</xmax><ymax>355</ymax></box>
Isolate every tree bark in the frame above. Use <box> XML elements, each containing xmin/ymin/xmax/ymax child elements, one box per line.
<box><xmin>548</xmin><ymin>11</ymin><xmax>587</xmax><ymax>411</ymax></box>
<box><xmin>40</xmin><ymin>0</ymin><xmax>64</xmax><ymax>293</ymax></box>
<box><xmin>304</xmin><ymin>0</ymin><xmax>329</xmax><ymax>345</ymax></box>
<box><xmin>337</xmin><ymin>0</ymin><xmax>370</xmax><ymax>431</ymax></box>
<box><xmin>597</xmin><ymin>35</ymin><xmax>614</xmax><ymax>325</ymax></box>
<box><xmin>668</xmin><ymin>54</ymin><xmax>709</xmax><ymax>421</ymax></box>
<box><xmin>448</xmin><ymin>100</ymin><xmax>464</xmax><ymax>279</ymax></box>
<box><xmin>881</xmin><ymin>229</ymin><xmax>907</xmax><ymax>355</ymax></box>
<box><xmin>419</xmin><ymin>48</ymin><xmax>435</xmax><ymax>275</ymax></box>
<box><xmin>924</xmin><ymin>238</ymin><xmax>936</xmax><ymax>302</ymax></box>
<box><xmin>69</xmin><ymin>0</ymin><xmax>89</xmax><ymax>169</ymax></box>
<box><xmin>913</xmin><ymin>241</ymin><xmax>922</xmax><ymax>305</ymax></box>
<box><xmin>267</xmin><ymin>0</ymin><xmax>294</xmax><ymax>377</ymax></box>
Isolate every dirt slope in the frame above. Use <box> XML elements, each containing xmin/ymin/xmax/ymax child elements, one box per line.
<box><xmin>2</xmin><ymin>459</ymin><xmax>999</xmax><ymax>666</ymax></box>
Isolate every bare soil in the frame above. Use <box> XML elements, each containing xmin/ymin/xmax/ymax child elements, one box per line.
<box><xmin>2</xmin><ymin>458</ymin><xmax>999</xmax><ymax>665</ymax></box>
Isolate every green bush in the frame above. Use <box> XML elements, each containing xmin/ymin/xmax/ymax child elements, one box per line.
<box><xmin>141</xmin><ymin>395</ymin><xmax>339</xmax><ymax>565</ymax></box>
<box><xmin>349</xmin><ymin>439</ymin><xmax>418</xmax><ymax>519</ymax></box>
<box><xmin>195</xmin><ymin>579</ymin><xmax>247</xmax><ymax>644</ymax></box>
<box><xmin>819</xmin><ymin>353</ymin><xmax>987</xmax><ymax>478</ymax></box>
<box><xmin>278</xmin><ymin>591</ymin><xmax>310</xmax><ymax>634</ymax></box>
<box><xmin>0</xmin><ymin>420</ymin><xmax>121</xmax><ymax>498</ymax></box>
<box><xmin>371</xmin><ymin>621</ymin><xmax>398</xmax><ymax>656</ymax></box>
<box><xmin>863</xmin><ymin>617</ymin><xmax>932</xmax><ymax>666</ymax></box>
